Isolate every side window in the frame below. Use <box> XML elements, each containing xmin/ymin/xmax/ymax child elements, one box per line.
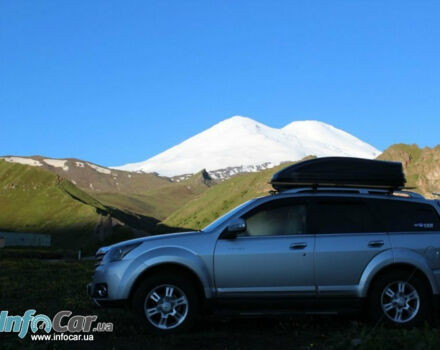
<box><xmin>242</xmin><ymin>199</ymin><xmax>307</xmax><ymax>236</ymax></box>
<box><xmin>312</xmin><ymin>198</ymin><xmax>382</xmax><ymax>234</ymax></box>
<box><xmin>377</xmin><ymin>200</ymin><xmax>440</xmax><ymax>232</ymax></box>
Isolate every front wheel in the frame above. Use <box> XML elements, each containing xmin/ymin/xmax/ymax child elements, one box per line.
<box><xmin>132</xmin><ymin>273</ymin><xmax>200</xmax><ymax>334</ymax></box>
<box><xmin>367</xmin><ymin>270</ymin><xmax>431</xmax><ymax>327</ymax></box>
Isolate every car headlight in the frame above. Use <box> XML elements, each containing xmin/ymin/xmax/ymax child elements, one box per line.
<box><xmin>107</xmin><ymin>242</ymin><xmax>141</xmax><ymax>262</ymax></box>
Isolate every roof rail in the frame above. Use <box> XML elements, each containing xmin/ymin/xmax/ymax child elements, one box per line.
<box><xmin>279</xmin><ymin>187</ymin><xmax>425</xmax><ymax>199</ymax></box>
<box><xmin>392</xmin><ymin>190</ymin><xmax>425</xmax><ymax>199</ymax></box>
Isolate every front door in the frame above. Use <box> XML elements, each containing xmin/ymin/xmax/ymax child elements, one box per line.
<box><xmin>214</xmin><ymin>198</ymin><xmax>315</xmax><ymax>297</ymax></box>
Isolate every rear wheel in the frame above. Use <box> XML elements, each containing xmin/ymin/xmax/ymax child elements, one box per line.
<box><xmin>368</xmin><ymin>270</ymin><xmax>431</xmax><ymax>327</ymax></box>
<box><xmin>132</xmin><ymin>273</ymin><xmax>200</xmax><ymax>334</ymax></box>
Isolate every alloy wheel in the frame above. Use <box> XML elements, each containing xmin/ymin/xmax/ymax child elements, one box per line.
<box><xmin>380</xmin><ymin>280</ymin><xmax>420</xmax><ymax>323</ymax></box>
<box><xmin>144</xmin><ymin>284</ymin><xmax>189</xmax><ymax>330</ymax></box>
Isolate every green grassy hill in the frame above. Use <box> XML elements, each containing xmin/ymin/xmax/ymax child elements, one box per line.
<box><xmin>163</xmin><ymin>162</ymin><xmax>295</xmax><ymax>230</ymax></box>
<box><xmin>0</xmin><ymin>160</ymin><xmax>165</xmax><ymax>252</ymax></box>
<box><xmin>0</xmin><ymin>159</ymin><xmax>214</xmax><ymax>250</ymax></box>
<box><xmin>0</xmin><ymin>159</ymin><xmax>104</xmax><ymax>249</ymax></box>
<box><xmin>1</xmin><ymin>156</ymin><xmax>215</xmax><ymax>221</ymax></box>
<box><xmin>94</xmin><ymin>169</ymin><xmax>216</xmax><ymax>220</ymax></box>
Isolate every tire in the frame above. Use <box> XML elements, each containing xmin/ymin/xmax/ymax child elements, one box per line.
<box><xmin>132</xmin><ymin>272</ymin><xmax>200</xmax><ymax>335</ymax></box>
<box><xmin>367</xmin><ymin>270</ymin><xmax>431</xmax><ymax>327</ymax></box>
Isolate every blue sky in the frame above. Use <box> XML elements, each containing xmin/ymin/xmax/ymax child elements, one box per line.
<box><xmin>1</xmin><ymin>1</ymin><xmax>439</xmax><ymax>166</ymax></box>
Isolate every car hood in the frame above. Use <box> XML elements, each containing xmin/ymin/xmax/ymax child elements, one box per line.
<box><xmin>97</xmin><ymin>231</ymin><xmax>203</xmax><ymax>254</ymax></box>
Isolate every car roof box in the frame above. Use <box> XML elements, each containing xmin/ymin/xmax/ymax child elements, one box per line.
<box><xmin>270</xmin><ymin>157</ymin><xmax>406</xmax><ymax>192</ymax></box>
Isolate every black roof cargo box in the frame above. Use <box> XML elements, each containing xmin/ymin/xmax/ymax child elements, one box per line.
<box><xmin>270</xmin><ymin>157</ymin><xmax>406</xmax><ymax>192</ymax></box>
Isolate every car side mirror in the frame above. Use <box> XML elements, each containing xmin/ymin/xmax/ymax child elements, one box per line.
<box><xmin>221</xmin><ymin>218</ymin><xmax>246</xmax><ymax>239</ymax></box>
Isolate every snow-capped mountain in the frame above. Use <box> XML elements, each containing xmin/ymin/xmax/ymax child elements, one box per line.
<box><xmin>114</xmin><ymin>116</ymin><xmax>381</xmax><ymax>177</ymax></box>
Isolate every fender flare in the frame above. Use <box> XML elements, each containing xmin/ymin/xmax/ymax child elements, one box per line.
<box><xmin>358</xmin><ymin>248</ymin><xmax>439</xmax><ymax>298</ymax></box>
<box><xmin>118</xmin><ymin>246</ymin><xmax>214</xmax><ymax>300</ymax></box>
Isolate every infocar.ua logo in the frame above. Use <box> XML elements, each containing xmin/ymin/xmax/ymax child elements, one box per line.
<box><xmin>0</xmin><ymin>309</ymin><xmax>110</xmax><ymax>339</ymax></box>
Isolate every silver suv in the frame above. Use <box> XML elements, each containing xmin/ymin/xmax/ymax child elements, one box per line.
<box><xmin>88</xmin><ymin>187</ymin><xmax>440</xmax><ymax>334</ymax></box>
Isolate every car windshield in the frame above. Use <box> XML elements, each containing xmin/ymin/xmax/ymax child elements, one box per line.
<box><xmin>202</xmin><ymin>200</ymin><xmax>254</xmax><ymax>231</ymax></box>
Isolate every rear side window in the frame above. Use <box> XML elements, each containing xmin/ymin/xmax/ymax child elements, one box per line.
<box><xmin>242</xmin><ymin>199</ymin><xmax>307</xmax><ymax>236</ymax></box>
<box><xmin>312</xmin><ymin>198</ymin><xmax>383</xmax><ymax>234</ymax></box>
<box><xmin>376</xmin><ymin>199</ymin><xmax>440</xmax><ymax>232</ymax></box>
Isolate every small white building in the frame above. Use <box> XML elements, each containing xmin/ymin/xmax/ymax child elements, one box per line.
<box><xmin>0</xmin><ymin>232</ymin><xmax>51</xmax><ymax>247</ymax></box>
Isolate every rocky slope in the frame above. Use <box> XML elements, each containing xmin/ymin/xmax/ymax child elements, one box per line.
<box><xmin>378</xmin><ymin>144</ymin><xmax>440</xmax><ymax>198</ymax></box>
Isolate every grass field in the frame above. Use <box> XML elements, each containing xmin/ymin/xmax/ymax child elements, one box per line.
<box><xmin>1</xmin><ymin>250</ymin><xmax>440</xmax><ymax>350</ymax></box>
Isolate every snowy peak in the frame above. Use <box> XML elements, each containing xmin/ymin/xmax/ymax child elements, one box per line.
<box><xmin>215</xmin><ymin>115</ymin><xmax>266</xmax><ymax>128</ymax></box>
<box><xmin>281</xmin><ymin>120</ymin><xmax>377</xmax><ymax>156</ymax></box>
<box><xmin>114</xmin><ymin>116</ymin><xmax>381</xmax><ymax>177</ymax></box>
<box><xmin>196</xmin><ymin>115</ymin><xmax>274</xmax><ymax>140</ymax></box>
<box><xmin>282</xmin><ymin>120</ymin><xmax>361</xmax><ymax>142</ymax></box>
<box><xmin>214</xmin><ymin>115</ymin><xmax>256</xmax><ymax>126</ymax></box>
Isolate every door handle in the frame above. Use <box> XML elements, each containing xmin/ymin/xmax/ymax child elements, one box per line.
<box><xmin>290</xmin><ymin>242</ymin><xmax>307</xmax><ymax>250</ymax></box>
<box><xmin>368</xmin><ymin>240</ymin><xmax>384</xmax><ymax>248</ymax></box>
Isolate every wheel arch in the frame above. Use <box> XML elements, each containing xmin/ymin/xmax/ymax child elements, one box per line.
<box><xmin>128</xmin><ymin>262</ymin><xmax>206</xmax><ymax>306</ymax></box>
<box><xmin>365</xmin><ymin>263</ymin><xmax>434</xmax><ymax>298</ymax></box>
<box><xmin>358</xmin><ymin>248</ymin><xmax>439</xmax><ymax>298</ymax></box>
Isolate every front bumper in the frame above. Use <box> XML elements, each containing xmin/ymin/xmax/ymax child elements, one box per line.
<box><xmin>87</xmin><ymin>282</ymin><xmax>127</xmax><ymax>308</ymax></box>
<box><xmin>87</xmin><ymin>259</ymin><xmax>132</xmax><ymax>307</ymax></box>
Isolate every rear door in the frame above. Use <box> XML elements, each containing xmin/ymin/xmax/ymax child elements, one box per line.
<box><xmin>377</xmin><ymin>199</ymin><xmax>440</xmax><ymax>270</ymax></box>
<box><xmin>311</xmin><ymin>196</ymin><xmax>390</xmax><ymax>296</ymax></box>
